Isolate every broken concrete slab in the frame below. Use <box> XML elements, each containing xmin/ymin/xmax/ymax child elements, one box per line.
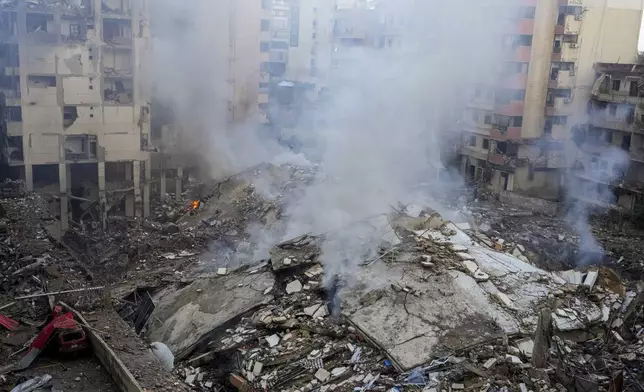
<box><xmin>342</xmin><ymin>265</ymin><xmax>523</xmax><ymax>371</ymax></box>
<box><xmin>270</xmin><ymin>234</ymin><xmax>321</xmax><ymax>271</ymax></box>
<box><xmin>338</xmin><ymin>222</ymin><xmax>561</xmax><ymax>371</ymax></box>
<box><xmin>286</xmin><ymin>279</ymin><xmax>303</xmax><ymax>294</ymax></box>
<box><xmin>147</xmin><ymin>271</ymin><xmax>274</xmax><ymax>358</ymax></box>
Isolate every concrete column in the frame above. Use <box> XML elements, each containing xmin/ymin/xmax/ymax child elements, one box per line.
<box><xmin>175</xmin><ymin>167</ymin><xmax>183</xmax><ymax>202</ymax></box>
<box><xmin>24</xmin><ymin>164</ymin><xmax>33</xmax><ymax>191</ymax></box>
<box><xmin>143</xmin><ymin>158</ymin><xmax>150</xmax><ymax>217</ymax></box>
<box><xmin>59</xmin><ymin>164</ymin><xmax>69</xmax><ymax>231</ymax></box>
<box><xmin>66</xmin><ymin>164</ymin><xmax>72</xmax><ymax>194</ymax></box>
<box><xmin>133</xmin><ymin>160</ymin><xmax>142</xmax><ymax>217</ymax></box>
<box><xmin>159</xmin><ymin>172</ymin><xmax>167</xmax><ymax>201</ymax></box>
<box><xmin>125</xmin><ymin>162</ymin><xmax>134</xmax><ymax>217</ymax></box>
<box><xmin>98</xmin><ymin>162</ymin><xmax>106</xmax><ymax>228</ymax></box>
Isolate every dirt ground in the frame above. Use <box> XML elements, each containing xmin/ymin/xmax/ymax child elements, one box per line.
<box><xmin>3</xmin><ymin>356</ymin><xmax>119</xmax><ymax>392</ymax></box>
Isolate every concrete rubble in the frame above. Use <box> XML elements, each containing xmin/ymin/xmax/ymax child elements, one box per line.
<box><xmin>2</xmin><ymin>165</ymin><xmax>644</xmax><ymax>391</ymax></box>
<box><xmin>144</xmin><ymin>202</ymin><xmax>644</xmax><ymax>392</ymax></box>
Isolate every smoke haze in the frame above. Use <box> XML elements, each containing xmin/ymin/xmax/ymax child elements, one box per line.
<box><xmin>147</xmin><ymin>0</ymin><xmax>530</xmax><ymax>285</ymax></box>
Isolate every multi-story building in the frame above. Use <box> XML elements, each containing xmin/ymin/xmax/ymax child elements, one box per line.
<box><xmin>567</xmin><ymin>62</ymin><xmax>644</xmax><ymax>212</ymax></box>
<box><xmin>0</xmin><ymin>0</ymin><xmax>151</xmax><ymax>230</ymax></box>
<box><xmin>459</xmin><ymin>0</ymin><xmax>643</xmax><ymax>200</ymax></box>
<box><xmin>259</xmin><ymin>0</ymin><xmax>335</xmax><ymax>143</ymax></box>
<box><xmin>149</xmin><ymin>0</ymin><xmax>263</xmax><ymax>196</ymax></box>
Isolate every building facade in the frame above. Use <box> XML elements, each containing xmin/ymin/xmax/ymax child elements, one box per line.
<box><xmin>0</xmin><ymin>0</ymin><xmax>151</xmax><ymax>230</ymax></box>
<box><xmin>459</xmin><ymin>0</ymin><xmax>643</xmax><ymax>200</ymax></box>
<box><xmin>568</xmin><ymin>62</ymin><xmax>644</xmax><ymax>213</ymax></box>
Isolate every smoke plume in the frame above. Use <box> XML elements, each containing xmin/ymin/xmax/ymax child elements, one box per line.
<box><xmin>148</xmin><ymin>0</ymin><xmax>517</xmax><ymax>285</ymax></box>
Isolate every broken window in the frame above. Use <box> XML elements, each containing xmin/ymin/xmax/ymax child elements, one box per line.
<box><xmin>64</xmin><ymin>135</ymin><xmax>97</xmax><ymax>160</ymax></box>
<box><xmin>469</xmin><ymin>135</ymin><xmax>476</xmax><ymax>147</ymax></box>
<box><xmin>63</xmin><ymin>106</ymin><xmax>78</xmax><ymax>128</ymax></box>
<box><xmin>104</xmin><ymin>78</ymin><xmax>133</xmax><ymax>104</ymax></box>
<box><xmin>26</xmin><ymin>14</ymin><xmax>50</xmax><ymax>33</ymax></box>
<box><xmin>482</xmin><ymin>138</ymin><xmax>490</xmax><ymax>150</ymax></box>
<box><xmin>612</xmin><ymin>80</ymin><xmax>621</xmax><ymax>91</ymax></box>
<box><xmin>28</xmin><ymin>75</ymin><xmax>56</xmax><ymax>88</ymax></box>
<box><xmin>553</xmin><ymin>40</ymin><xmax>562</xmax><ymax>53</ymax></box>
<box><xmin>103</xmin><ymin>19</ymin><xmax>132</xmax><ymax>45</ymax></box>
<box><xmin>562</xmin><ymin>35</ymin><xmax>578</xmax><ymax>44</ymax></box>
<box><xmin>69</xmin><ymin>23</ymin><xmax>81</xmax><ymax>38</ymax></box>
<box><xmin>511</xmin><ymin>116</ymin><xmax>523</xmax><ymax>127</ymax></box>
<box><xmin>4</xmin><ymin>106</ymin><xmax>21</xmax><ymax>122</ymax></box>
<box><xmin>484</xmin><ymin>115</ymin><xmax>492</xmax><ymax>125</ymax></box>
<box><xmin>630</xmin><ymin>81</ymin><xmax>638</xmax><ymax>97</ymax></box>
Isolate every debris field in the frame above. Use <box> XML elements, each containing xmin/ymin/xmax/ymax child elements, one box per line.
<box><xmin>0</xmin><ymin>165</ymin><xmax>644</xmax><ymax>392</ymax></box>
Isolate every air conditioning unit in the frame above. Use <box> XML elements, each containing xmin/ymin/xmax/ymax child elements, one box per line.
<box><xmin>574</xmin><ymin>14</ymin><xmax>583</xmax><ymax>21</ymax></box>
<box><xmin>570</xmin><ymin>43</ymin><xmax>579</xmax><ymax>48</ymax></box>
<box><xmin>564</xmin><ymin>97</ymin><xmax>573</xmax><ymax>104</ymax></box>
<box><xmin>569</xmin><ymin>68</ymin><xmax>576</xmax><ymax>76</ymax></box>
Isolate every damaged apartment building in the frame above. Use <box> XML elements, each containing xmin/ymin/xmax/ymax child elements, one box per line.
<box><xmin>459</xmin><ymin>0</ymin><xmax>643</xmax><ymax>201</ymax></box>
<box><xmin>568</xmin><ymin>62</ymin><xmax>644</xmax><ymax>213</ymax></box>
<box><xmin>0</xmin><ymin>0</ymin><xmax>151</xmax><ymax>230</ymax></box>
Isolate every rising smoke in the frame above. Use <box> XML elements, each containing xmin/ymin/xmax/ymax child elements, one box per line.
<box><xmin>567</xmin><ymin>125</ymin><xmax>630</xmax><ymax>265</ymax></box>
<box><xmin>148</xmin><ymin>0</ymin><xmax>517</xmax><ymax>286</ymax></box>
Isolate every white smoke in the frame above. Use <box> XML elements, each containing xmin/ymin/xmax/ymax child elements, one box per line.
<box><xmin>148</xmin><ymin>0</ymin><xmax>518</xmax><ymax>285</ymax></box>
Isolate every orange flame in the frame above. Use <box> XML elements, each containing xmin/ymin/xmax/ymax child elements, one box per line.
<box><xmin>190</xmin><ymin>200</ymin><xmax>200</xmax><ymax>210</ymax></box>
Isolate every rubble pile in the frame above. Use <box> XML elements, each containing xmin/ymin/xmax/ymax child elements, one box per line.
<box><xmin>0</xmin><ymin>194</ymin><xmax>92</xmax><ymax>298</ymax></box>
<box><xmin>145</xmin><ymin>204</ymin><xmax>644</xmax><ymax>392</ymax></box>
<box><xmin>0</xmin><ymin>179</ymin><xmax>26</xmax><ymax>199</ymax></box>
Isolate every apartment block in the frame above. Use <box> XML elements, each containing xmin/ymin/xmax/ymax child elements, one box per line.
<box><xmin>259</xmin><ymin>0</ymin><xmax>334</xmax><ymax>136</ymax></box>
<box><xmin>0</xmin><ymin>0</ymin><xmax>151</xmax><ymax>230</ymax></box>
<box><xmin>568</xmin><ymin>62</ymin><xmax>644</xmax><ymax>212</ymax></box>
<box><xmin>460</xmin><ymin>0</ymin><xmax>643</xmax><ymax>200</ymax></box>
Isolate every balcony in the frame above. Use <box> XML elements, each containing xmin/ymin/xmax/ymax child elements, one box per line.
<box><xmin>545</xmin><ymin>96</ymin><xmax>574</xmax><ymax>116</ymax></box>
<box><xmin>591</xmin><ymin>77</ymin><xmax>644</xmax><ymax>105</ymax></box>
<box><xmin>548</xmin><ymin>69</ymin><xmax>575</xmax><ymax>89</ymax></box>
<box><xmin>552</xmin><ymin>42</ymin><xmax>579</xmax><ymax>62</ymax></box>
<box><xmin>588</xmin><ymin>115</ymin><xmax>634</xmax><ymax>132</ymax></box>
<box><xmin>487</xmin><ymin>152</ymin><xmax>528</xmax><ymax>171</ymax></box>
<box><xmin>460</xmin><ymin>146</ymin><xmax>488</xmax><ymax>161</ymax></box>
<box><xmin>532</xmin><ymin>150</ymin><xmax>566</xmax><ymax>169</ymax></box>
<box><xmin>490</xmin><ymin>126</ymin><xmax>522</xmax><ymax>140</ymax></box>
<box><xmin>555</xmin><ymin>15</ymin><xmax>582</xmax><ymax>35</ymax></box>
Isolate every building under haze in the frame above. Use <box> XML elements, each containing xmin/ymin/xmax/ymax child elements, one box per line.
<box><xmin>0</xmin><ymin>0</ymin><xmax>150</xmax><ymax>230</ymax></box>
<box><xmin>567</xmin><ymin>62</ymin><xmax>644</xmax><ymax>213</ymax></box>
<box><xmin>459</xmin><ymin>0</ymin><xmax>644</xmax><ymax>201</ymax></box>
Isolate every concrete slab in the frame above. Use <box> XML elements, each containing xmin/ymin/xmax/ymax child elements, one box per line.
<box><xmin>341</xmin><ymin>222</ymin><xmax>559</xmax><ymax>371</ymax></box>
<box><xmin>342</xmin><ymin>263</ymin><xmax>524</xmax><ymax>371</ymax></box>
<box><xmin>147</xmin><ymin>271</ymin><xmax>274</xmax><ymax>357</ymax></box>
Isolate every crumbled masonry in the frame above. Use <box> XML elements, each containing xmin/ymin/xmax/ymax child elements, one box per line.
<box><xmin>1</xmin><ymin>165</ymin><xmax>644</xmax><ymax>392</ymax></box>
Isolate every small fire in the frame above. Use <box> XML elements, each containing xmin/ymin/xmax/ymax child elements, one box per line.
<box><xmin>190</xmin><ymin>200</ymin><xmax>200</xmax><ymax>211</ymax></box>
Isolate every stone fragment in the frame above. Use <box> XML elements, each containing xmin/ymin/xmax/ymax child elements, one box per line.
<box><xmin>286</xmin><ymin>280</ymin><xmax>303</xmax><ymax>294</ymax></box>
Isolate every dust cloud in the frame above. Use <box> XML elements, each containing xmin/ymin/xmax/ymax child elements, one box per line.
<box><xmin>147</xmin><ymin>0</ymin><xmax>518</xmax><ymax>286</ymax></box>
